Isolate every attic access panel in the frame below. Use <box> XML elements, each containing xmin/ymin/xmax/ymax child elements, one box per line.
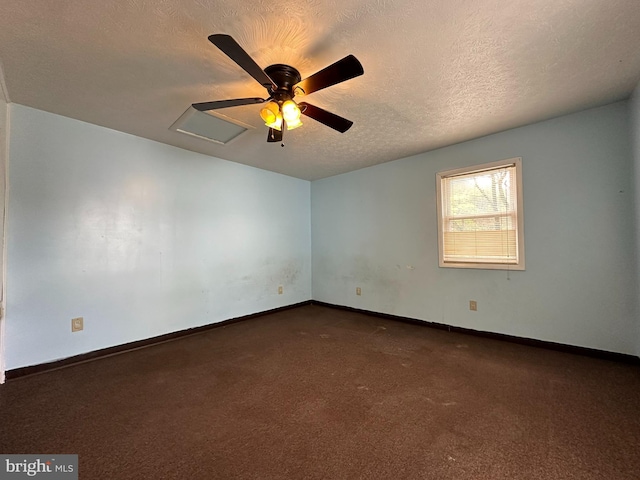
<box><xmin>170</xmin><ymin>107</ymin><xmax>254</xmax><ymax>145</ymax></box>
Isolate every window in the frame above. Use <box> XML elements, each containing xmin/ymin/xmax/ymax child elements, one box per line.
<box><xmin>436</xmin><ymin>158</ymin><xmax>525</xmax><ymax>270</ymax></box>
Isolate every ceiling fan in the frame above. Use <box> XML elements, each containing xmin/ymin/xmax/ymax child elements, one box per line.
<box><xmin>192</xmin><ymin>34</ymin><xmax>364</xmax><ymax>144</ymax></box>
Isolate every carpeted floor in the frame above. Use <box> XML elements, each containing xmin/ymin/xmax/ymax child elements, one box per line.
<box><xmin>1</xmin><ymin>304</ymin><xmax>639</xmax><ymax>479</ymax></box>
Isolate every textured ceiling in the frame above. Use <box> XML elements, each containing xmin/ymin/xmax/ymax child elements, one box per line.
<box><xmin>1</xmin><ymin>0</ymin><xmax>640</xmax><ymax>180</ymax></box>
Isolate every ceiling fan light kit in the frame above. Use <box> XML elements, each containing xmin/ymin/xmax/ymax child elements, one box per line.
<box><xmin>259</xmin><ymin>98</ymin><xmax>303</xmax><ymax>131</ymax></box>
<box><xmin>192</xmin><ymin>34</ymin><xmax>364</xmax><ymax>144</ymax></box>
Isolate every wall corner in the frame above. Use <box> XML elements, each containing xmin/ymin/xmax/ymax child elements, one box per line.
<box><xmin>630</xmin><ymin>81</ymin><xmax>640</xmax><ymax>357</ymax></box>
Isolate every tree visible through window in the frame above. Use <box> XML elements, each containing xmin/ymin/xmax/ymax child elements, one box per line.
<box><xmin>436</xmin><ymin>158</ymin><xmax>525</xmax><ymax>270</ymax></box>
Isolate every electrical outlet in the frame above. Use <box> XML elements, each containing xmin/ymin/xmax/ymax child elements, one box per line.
<box><xmin>72</xmin><ymin>317</ymin><xmax>84</xmax><ymax>332</ymax></box>
<box><xmin>356</xmin><ymin>287</ymin><xmax>362</xmax><ymax>296</ymax></box>
<box><xmin>469</xmin><ymin>301</ymin><xmax>477</xmax><ymax>311</ymax></box>
<box><xmin>278</xmin><ymin>285</ymin><xmax>283</xmax><ymax>295</ymax></box>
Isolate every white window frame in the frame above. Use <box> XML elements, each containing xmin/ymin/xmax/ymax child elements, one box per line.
<box><xmin>436</xmin><ymin>158</ymin><xmax>525</xmax><ymax>270</ymax></box>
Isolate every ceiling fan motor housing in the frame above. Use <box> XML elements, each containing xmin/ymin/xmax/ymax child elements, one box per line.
<box><xmin>265</xmin><ymin>64</ymin><xmax>302</xmax><ymax>102</ymax></box>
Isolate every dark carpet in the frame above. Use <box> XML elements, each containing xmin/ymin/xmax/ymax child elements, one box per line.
<box><xmin>1</xmin><ymin>304</ymin><xmax>639</xmax><ymax>479</ymax></box>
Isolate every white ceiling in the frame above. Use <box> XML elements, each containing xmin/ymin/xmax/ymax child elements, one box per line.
<box><xmin>1</xmin><ymin>0</ymin><xmax>639</xmax><ymax>180</ymax></box>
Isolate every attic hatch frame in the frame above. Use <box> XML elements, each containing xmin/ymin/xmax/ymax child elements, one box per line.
<box><xmin>170</xmin><ymin>107</ymin><xmax>255</xmax><ymax>145</ymax></box>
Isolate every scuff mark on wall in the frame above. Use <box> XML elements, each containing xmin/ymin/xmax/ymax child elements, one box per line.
<box><xmin>279</xmin><ymin>259</ymin><xmax>302</xmax><ymax>287</ymax></box>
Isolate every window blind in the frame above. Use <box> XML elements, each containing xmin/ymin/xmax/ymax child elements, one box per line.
<box><xmin>441</xmin><ymin>163</ymin><xmax>518</xmax><ymax>264</ymax></box>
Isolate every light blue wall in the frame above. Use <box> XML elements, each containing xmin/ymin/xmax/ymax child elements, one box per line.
<box><xmin>0</xmin><ymin>95</ymin><xmax>7</xmax><ymax>380</ymax></box>
<box><xmin>5</xmin><ymin>104</ymin><xmax>311</xmax><ymax>370</ymax></box>
<box><xmin>631</xmin><ymin>82</ymin><xmax>640</xmax><ymax>356</ymax></box>
<box><xmin>4</xmin><ymin>97</ymin><xmax>638</xmax><ymax>371</ymax></box>
<box><xmin>312</xmin><ymin>102</ymin><xmax>637</xmax><ymax>355</ymax></box>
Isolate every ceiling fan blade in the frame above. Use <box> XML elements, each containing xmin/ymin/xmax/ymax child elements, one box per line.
<box><xmin>209</xmin><ymin>34</ymin><xmax>276</xmax><ymax>90</ymax></box>
<box><xmin>298</xmin><ymin>102</ymin><xmax>354</xmax><ymax>133</ymax></box>
<box><xmin>294</xmin><ymin>55</ymin><xmax>364</xmax><ymax>96</ymax></box>
<box><xmin>267</xmin><ymin>128</ymin><xmax>283</xmax><ymax>143</ymax></box>
<box><xmin>192</xmin><ymin>97</ymin><xmax>265</xmax><ymax>112</ymax></box>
